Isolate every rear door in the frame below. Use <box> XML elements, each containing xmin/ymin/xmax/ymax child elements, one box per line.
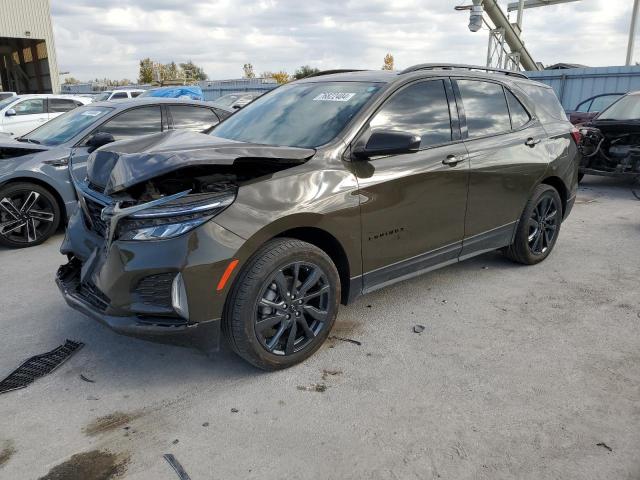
<box><xmin>355</xmin><ymin>78</ymin><xmax>469</xmax><ymax>291</ymax></box>
<box><xmin>454</xmin><ymin>78</ymin><xmax>549</xmax><ymax>257</ymax></box>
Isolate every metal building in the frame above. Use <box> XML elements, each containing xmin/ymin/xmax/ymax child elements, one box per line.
<box><xmin>0</xmin><ymin>0</ymin><xmax>60</xmax><ymax>94</ymax></box>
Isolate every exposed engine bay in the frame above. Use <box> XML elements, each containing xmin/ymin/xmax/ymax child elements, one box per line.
<box><xmin>579</xmin><ymin>122</ymin><xmax>640</xmax><ymax>177</ymax></box>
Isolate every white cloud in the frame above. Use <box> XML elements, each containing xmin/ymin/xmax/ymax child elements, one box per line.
<box><xmin>50</xmin><ymin>0</ymin><xmax>637</xmax><ymax>81</ymax></box>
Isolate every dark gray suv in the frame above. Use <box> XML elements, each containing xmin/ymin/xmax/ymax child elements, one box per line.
<box><xmin>57</xmin><ymin>65</ymin><xmax>580</xmax><ymax>370</ymax></box>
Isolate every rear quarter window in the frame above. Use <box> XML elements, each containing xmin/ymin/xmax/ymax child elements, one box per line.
<box><xmin>517</xmin><ymin>84</ymin><xmax>567</xmax><ymax>123</ymax></box>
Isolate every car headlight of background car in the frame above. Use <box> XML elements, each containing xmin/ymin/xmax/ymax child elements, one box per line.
<box><xmin>115</xmin><ymin>193</ymin><xmax>235</xmax><ymax>241</ymax></box>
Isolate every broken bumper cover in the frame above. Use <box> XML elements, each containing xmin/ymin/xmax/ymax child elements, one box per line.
<box><xmin>56</xmin><ymin>206</ymin><xmax>246</xmax><ymax>354</ymax></box>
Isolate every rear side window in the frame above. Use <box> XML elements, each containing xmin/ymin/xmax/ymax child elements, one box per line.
<box><xmin>505</xmin><ymin>90</ymin><xmax>531</xmax><ymax>129</ymax></box>
<box><xmin>457</xmin><ymin>80</ymin><xmax>511</xmax><ymax>138</ymax></box>
<box><xmin>14</xmin><ymin>98</ymin><xmax>45</xmax><ymax>115</ymax></box>
<box><xmin>49</xmin><ymin>98</ymin><xmax>79</xmax><ymax>113</ymax></box>
<box><xmin>95</xmin><ymin>106</ymin><xmax>162</xmax><ymax>140</ymax></box>
<box><xmin>369</xmin><ymin>80</ymin><xmax>452</xmax><ymax>148</ymax></box>
<box><xmin>110</xmin><ymin>92</ymin><xmax>128</xmax><ymax>100</ymax></box>
<box><xmin>518</xmin><ymin>84</ymin><xmax>567</xmax><ymax>122</ymax></box>
<box><xmin>130</xmin><ymin>91</ymin><xmax>143</xmax><ymax>98</ymax></box>
<box><xmin>169</xmin><ymin>105</ymin><xmax>219</xmax><ymax>132</ymax></box>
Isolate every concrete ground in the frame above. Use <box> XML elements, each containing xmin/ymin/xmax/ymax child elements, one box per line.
<box><xmin>0</xmin><ymin>177</ymin><xmax>638</xmax><ymax>480</ymax></box>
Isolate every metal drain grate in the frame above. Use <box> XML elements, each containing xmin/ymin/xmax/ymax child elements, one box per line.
<box><xmin>0</xmin><ymin>340</ymin><xmax>84</xmax><ymax>394</ymax></box>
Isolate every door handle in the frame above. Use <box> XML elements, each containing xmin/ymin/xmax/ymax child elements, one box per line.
<box><xmin>442</xmin><ymin>155</ymin><xmax>461</xmax><ymax>167</ymax></box>
<box><xmin>525</xmin><ymin>137</ymin><xmax>541</xmax><ymax>147</ymax></box>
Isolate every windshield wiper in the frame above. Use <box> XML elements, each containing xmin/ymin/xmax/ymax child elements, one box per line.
<box><xmin>15</xmin><ymin>137</ymin><xmax>41</xmax><ymax>144</ymax></box>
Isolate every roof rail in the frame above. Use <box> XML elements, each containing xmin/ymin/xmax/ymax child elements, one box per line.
<box><xmin>400</xmin><ymin>63</ymin><xmax>529</xmax><ymax>79</ymax></box>
<box><xmin>304</xmin><ymin>69</ymin><xmax>366</xmax><ymax>78</ymax></box>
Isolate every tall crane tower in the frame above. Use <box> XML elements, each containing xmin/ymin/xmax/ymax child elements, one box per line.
<box><xmin>456</xmin><ymin>0</ymin><xmax>581</xmax><ymax>71</ymax></box>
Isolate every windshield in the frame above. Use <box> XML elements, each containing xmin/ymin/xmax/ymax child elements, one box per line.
<box><xmin>212</xmin><ymin>94</ymin><xmax>241</xmax><ymax>108</ymax></box>
<box><xmin>0</xmin><ymin>96</ymin><xmax>17</xmax><ymax>110</ymax></box>
<box><xmin>212</xmin><ymin>82</ymin><xmax>382</xmax><ymax>148</ymax></box>
<box><xmin>21</xmin><ymin>106</ymin><xmax>113</xmax><ymax>146</ymax></box>
<box><xmin>95</xmin><ymin>91</ymin><xmax>112</xmax><ymax>101</ymax></box>
<box><xmin>597</xmin><ymin>94</ymin><xmax>640</xmax><ymax>121</ymax></box>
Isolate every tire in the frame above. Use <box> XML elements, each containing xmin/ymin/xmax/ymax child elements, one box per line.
<box><xmin>504</xmin><ymin>184</ymin><xmax>563</xmax><ymax>265</ymax></box>
<box><xmin>577</xmin><ymin>172</ymin><xmax>585</xmax><ymax>183</ymax></box>
<box><xmin>223</xmin><ymin>238</ymin><xmax>341</xmax><ymax>370</ymax></box>
<box><xmin>0</xmin><ymin>182</ymin><xmax>60</xmax><ymax>248</ymax></box>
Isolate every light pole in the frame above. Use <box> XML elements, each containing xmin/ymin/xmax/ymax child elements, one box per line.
<box><xmin>627</xmin><ymin>0</ymin><xmax>640</xmax><ymax>65</ymax></box>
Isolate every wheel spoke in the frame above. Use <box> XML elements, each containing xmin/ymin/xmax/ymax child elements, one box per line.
<box><xmin>273</xmin><ymin>270</ymin><xmax>290</xmax><ymax>298</ymax></box>
<box><xmin>0</xmin><ymin>218</ymin><xmax>26</xmax><ymax>235</ymax></box>
<box><xmin>297</xmin><ymin>317</ymin><xmax>316</xmax><ymax>339</ymax></box>
<box><xmin>285</xmin><ymin>320</ymin><xmax>297</xmax><ymax>355</ymax></box>
<box><xmin>544</xmin><ymin>226</ymin><xmax>554</xmax><ymax>247</ymax></box>
<box><xmin>29</xmin><ymin>210</ymin><xmax>54</xmax><ymax>222</ymax></box>
<box><xmin>259</xmin><ymin>298</ymin><xmax>286</xmax><ymax>312</ymax></box>
<box><xmin>544</xmin><ymin>210</ymin><xmax>557</xmax><ymax>222</ymax></box>
<box><xmin>266</xmin><ymin>322</ymin><xmax>288</xmax><ymax>351</ymax></box>
<box><xmin>255</xmin><ymin>314</ymin><xmax>284</xmax><ymax>332</ymax></box>
<box><xmin>292</xmin><ymin>262</ymin><xmax>301</xmax><ymax>295</ymax></box>
<box><xmin>20</xmin><ymin>191</ymin><xmax>40</xmax><ymax>213</ymax></box>
<box><xmin>303</xmin><ymin>305</ymin><xmax>328</xmax><ymax>323</ymax></box>
<box><xmin>300</xmin><ymin>284</ymin><xmax>330</xmax><ymax>303</ymax></box>
<box><xmin>0</xmin><ymin>197</ymin><xmax>20</xmax><ymax>219</ymax></box>
<box><xmin>532</xmin><ymin>230</ymin><xmax>542</xmax><ymax>253</ymax></box>
<box><xmin>298</xmin><ymin>268</ymin><xmax>320</xmax><ymax>297</ymax></box>
<box><xmin>26</xmin><ymin>218</ymin><xmax>37</xmax><ymax>242</ymax></box>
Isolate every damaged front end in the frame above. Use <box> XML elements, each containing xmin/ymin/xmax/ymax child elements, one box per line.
<box><xmin>579</xmin><ymin>123</ymin><xmax>640</xmax><ymax>178</ymax></box>
<box><xmin>56</xmin><ymin>130</ymin><xmax>314</xmax><ymax>353</ymax></box>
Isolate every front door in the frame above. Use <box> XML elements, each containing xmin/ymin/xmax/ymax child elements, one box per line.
<box><xmin>354</xmin><ymin>78</ymin><xmax>469</xmax><ymax>291</ymax></box>
<box><xmin>5</xmin><ymin>98</ymin><xmax>47</xmax><ymax>136</ymax></box>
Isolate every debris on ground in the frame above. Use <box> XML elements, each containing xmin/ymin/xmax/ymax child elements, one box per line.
<box><xmin>297</xmin><ymin>384</ymin><xmax>327</xmax><ymax>393</ymax></box>
<box><xmin>0</xmin><ymin>440</ymin><xmax>16</xmax><ymax>467</ymax></box>
<box><xmin>163</xmin><ymin>453</ymin><xmax>192</xmax><ymax>480</ymax></box>
<box><xmin>230</xmin><ymin>408</ymin><xmax>239</xmax><ymax>413</ymax></box>
<box><xmin>38</xmin><ymin>450</ymin><xmax>129</xmax><ymax>480</ymax></box>
<box><xmin>0</xmin><ymin>340</ymin><xmax>84</xmax><ymax>395</ymax></box>
<box><xmin>596</xmin><ymin>442</ymin><xmax>613</xmax><ymax>452</ymax></box>
<box><xmin>328</xmin><ymin>336</ymin><xmax>362</xmax><ymax>346</ymax></box>
<box><xmin>83</xmin><ymin>411</ymin><xmax>140</xmax><ymax>437</ymax></box>
<box><xmin>172</xmin><ymin>439</ymin><xmax>179</xmax><ymax>445</ymax></box>
<box><xmin>202</xmin><ymin>422</ymin><xmax>209</xmax><ymax>427</ymax></box>
<box><xmin>79</xmin><ymin>374</ymin><xmax>95</xmax><ymax>383</ymax></box>
<box><xmin>413</xmin><ymin>325</ymin><xmax>425</xmax><ymax>334</ymax></box>
<box><xmin>321</xmin><ymin>369</ymin><xmax>342</xmax><ymax>380</ymax></box>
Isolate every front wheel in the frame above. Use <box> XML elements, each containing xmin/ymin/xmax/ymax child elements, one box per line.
<box><xmin>223</xmin><ymin>238</ymin><xmax>340</xmax><ymax>370</ymax></box>
<box><xmin>0</xmin><ymin>182</ymin><xmax>60</xmax><ymax>248</ymax></box>
<box><xmin>504</xmin><ymin>184</ymin><xmax>563</xmax><ymax>265</ymax></box>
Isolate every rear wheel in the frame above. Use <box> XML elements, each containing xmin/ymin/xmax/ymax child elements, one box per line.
<box><xmin>0</xmin><ymin>182</ymin><xmax>60</xmax><ymax>248</ymax></box>
<box><xmin>504</xmin><ymin>184</ymin><xmax>562</xmax><ymax>265</ymax></box>
<box><xmin>223</xmin><ymin>238</ymin><xmax>340</xmax><ymax>370</ymax></box>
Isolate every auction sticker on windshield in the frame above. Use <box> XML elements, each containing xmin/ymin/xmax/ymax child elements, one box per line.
<box><xmin>313</xmin><ymin>92</ymin><xmax>356</xmax><ymax>102</ymax></box>
<box><xmin>81</xmin><ymin>110</ymin><xmax>104</xmax><ymax>117</ymax></box>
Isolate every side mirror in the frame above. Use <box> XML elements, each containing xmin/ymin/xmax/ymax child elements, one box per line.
<box><xmin>86</xmin><ymin>132</ymin><xmax>115</xmax><ymax>153</ymax></box>
<box><xmin>353</xmin><ymin>130</ymin><xmax>421</xmax><ymax>159</ymax></box>
<box><xmin>5</xmin><ymin>108</ymin><xmax>16</xmax><ymax>117</ymax></box>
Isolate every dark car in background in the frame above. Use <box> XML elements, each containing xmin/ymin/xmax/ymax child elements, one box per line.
<box><xmin>57</xmin><ymin>64</ymin><xmax>579</xmax><ymax>370</ymax></box>
<box><xmin>579</xmin><ymin>90</ymin><xmax>640</xmax><ymax>180</ymax></box>
<box><xmin>0</xmin><ymin>98</ymin><xmax>230</xmax><ymax>248</ymax></box>
<box><xmin>568</xmin><ymin>92</ymin><xmax>624</xmax><ymax>125</ymax></box>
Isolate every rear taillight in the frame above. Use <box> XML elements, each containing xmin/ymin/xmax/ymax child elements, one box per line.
<box><xmin>570</xmin><ymin>127</ymin><xmax>582</xmax><ymax>145</ymax></box>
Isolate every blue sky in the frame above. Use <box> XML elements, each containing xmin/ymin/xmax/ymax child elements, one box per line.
<box><xmin>50</xmin><ymin>0</ymin><xmax>635</xmax><ymax>81</ymax></box>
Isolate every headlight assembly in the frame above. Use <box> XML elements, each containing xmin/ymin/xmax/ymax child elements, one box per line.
<box><xmin>114</xmin><ymin>193</ymin><xmax>235</xmax><ymax>241</ymax></box>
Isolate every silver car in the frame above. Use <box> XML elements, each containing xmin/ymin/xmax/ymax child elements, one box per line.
<box><xmin>0</xmin><ymin>98</ymin><xmax>231</xmax><ymax>248</ymax></box>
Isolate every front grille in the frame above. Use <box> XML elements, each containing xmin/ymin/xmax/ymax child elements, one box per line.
<box><xmin>134</xmin><ymin>273</ymin><xmax>175</xmax><ymax>309</ymax></box>
<box><xmin>84</xmin><ymin>198</ymin><xmax>107</xmax><ymax>237</ymax></box>
<box><xmin>58</xmin><ymin>259</ymin><xmax>111</xmax><ymax>313</ymax></box>
<box><xmin>78</xmin><ymin>281</ymin><xmax>111</xmax><ymax>312</ymax></box>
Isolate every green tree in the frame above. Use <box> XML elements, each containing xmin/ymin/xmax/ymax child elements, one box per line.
<box><xmin>293</xmin><ymin>65</ymin><xmax>320</xmax><ymax>79</ymax></box>
<box><xmin>138</xmin><ymin>58</ymin><xmax>154</xmax><ymax>83</ymax></box>
<box><xmin>180</xmin><ymin>60</ymin><xmax>208</xmax><ymax>81</ymax></box>
<box><xmin>63</xmin><ymin>76</ymin><xmax>80</xmax><ymax>85</ymax></box>
<box><xmin>243</xmin><ymin>63</ymin><xmax>256</xmax><ymax>79</ymax></box>
<box><xmin>382</xmin><ymin>53</ymin><xmax>394</xmax><ymax>71</ymax></box>
<box><xmin>162</xmin><ymin>61</ymin><xmax>181</xmax><ymax>81</ymax></box>
<box><xmin>262</xmin><ymin>71</ymin><xmax>290</xmax><ymax>84</ymax></box>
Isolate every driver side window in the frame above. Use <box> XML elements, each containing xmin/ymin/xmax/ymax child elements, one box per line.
<box><xmin>14</xmin><ymin>99</ymin><xmax>45</xmax><ymax>116</ymax></box>
<box><xmin>369</xmin><ymin>80</ymin><xmax>452</xmax><ymax>148</ymax></box>
<box><xmin>94</xmin><ymin>106</ymin><xmax>162</xmax><ymax>141</ymax></box>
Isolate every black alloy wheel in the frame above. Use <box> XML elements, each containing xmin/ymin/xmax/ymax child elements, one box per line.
<box><xmin>255</xmin><ymin>261</ymin><xmax>331</xmax><ymax>356</ymax></box>
<box><xmin>223</xmin><ymin>238</ymin><xmax>340</xmax><ymax>370</ymax></box>
<box><xmin>504</xmin><ymin>184</ymin><xmax>562</xmax><ymax>265</ymax></box>
<box><xmin>527</xmin><ymin>195</ymin><xmax>559</xmax><ymax>256</ymax></box>
<box><xmin>0</xmin><ymin>183</ymin><xmax>60</xmax><ymax>248</ymax></box>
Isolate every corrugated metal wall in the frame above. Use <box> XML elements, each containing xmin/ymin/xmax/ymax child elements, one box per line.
<box><xmin>0</xmin><ymin>0</ymin><xmax>59</xmax><ymax>93</ymax></box>
<box><xmin>526</xmin><ymin>66</ymin><xmax>640</xmax><ymax>110</ymax></box>
<box><xmin>199</xmin><ymin>78</ymin><xmax>278</xmax><ymax>101</ymax></box>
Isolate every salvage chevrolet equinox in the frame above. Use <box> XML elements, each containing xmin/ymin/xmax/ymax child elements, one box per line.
<box><xmin>57</xmin><ymin>64</ymin><xmax>579</xmax><ymax>370</ymax></box>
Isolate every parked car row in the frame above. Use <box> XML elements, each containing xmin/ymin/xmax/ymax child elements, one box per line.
<box><xmin>49</xmin><ymin>64</ymin><xmax>580</xmax><ymax>370</ymax></box>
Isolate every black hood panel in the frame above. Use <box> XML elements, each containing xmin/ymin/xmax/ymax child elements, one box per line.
<box><xmin>86</xmin><ymin>130</ymin><xmax>315</xmax><ymax>194</ymax></box>
<box><xmin>0</xmin><ymin>139</ymin><xmax>50</xmax><ymax>159</ymax></box>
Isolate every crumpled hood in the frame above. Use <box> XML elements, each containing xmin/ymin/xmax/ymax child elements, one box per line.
<box><xmin>87</xmin><ymin>129</ymin><xmax>316</xmax><ymax>195</ymax></box>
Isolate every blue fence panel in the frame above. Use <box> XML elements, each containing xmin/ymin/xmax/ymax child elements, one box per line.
<box><xmin>526</xmin><ymin>66</ymin><xmax>640</xmax><ymax>110</ymax></box>
<box><xmin>199</xmin><ymin>79</ymin><xmax>278</xmax><ymax>101</ymax></box>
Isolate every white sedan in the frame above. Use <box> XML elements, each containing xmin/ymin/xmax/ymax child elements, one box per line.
<box><xmin>0</xmin><ymin>94</ymin><xmax>92</xmax><ymax>138</ymax></box>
